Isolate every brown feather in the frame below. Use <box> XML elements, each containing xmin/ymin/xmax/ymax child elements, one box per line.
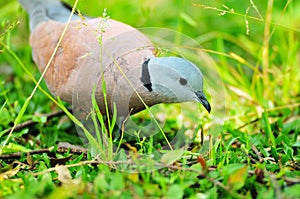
<box><xmin>30</xmin><ymin>18</ymin><xmax>156</xmax><ymax>115</ymax></box>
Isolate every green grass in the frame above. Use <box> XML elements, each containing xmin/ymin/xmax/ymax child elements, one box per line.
<box><xmin>1</xmin><ymin>0</ymin><xmax>300</xmax><ymax>198</ymax></box>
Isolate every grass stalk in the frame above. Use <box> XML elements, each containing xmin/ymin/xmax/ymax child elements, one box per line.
<box><xmin>0</xmin><ymin>0</ymin><xmax>101</xmax><ymax>155</ymax></box>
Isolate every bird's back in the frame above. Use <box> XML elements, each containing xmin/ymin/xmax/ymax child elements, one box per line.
<box><xmin>20</xmin><ymin>0</ymin><xmax>154</xmax><ymax>112</ymax></box>
<box><xmin>19</xmin><ymin>0</ymin><xmax>82</xmax><ymax>30</ymax></box>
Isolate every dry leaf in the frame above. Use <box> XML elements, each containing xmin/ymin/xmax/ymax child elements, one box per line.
<box><xmin>55</xmin><ymin>165</ymin><xmax>72</xmax><ymax>184</ymax></box>
<box><xmin>197</xmin><ymin>155</ymin><xmax>207</xmax><ymax>170</ymax></box>
<box><xmin>0</xmin><ymin>167</ymin><xmax>20</xmax><ymax>180</ymax></box>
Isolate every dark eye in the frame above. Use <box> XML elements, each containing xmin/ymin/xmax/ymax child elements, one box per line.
<box><xmin>179</xmin><ymin>77</ymin><xmax>187</xmax><ymax>85</ymax></box>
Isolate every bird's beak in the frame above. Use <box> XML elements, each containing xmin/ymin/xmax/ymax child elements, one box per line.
<box><xmin>195</xmin><ymin>90</ymin><xmax>211</xmax><ymax>113</ymax></box>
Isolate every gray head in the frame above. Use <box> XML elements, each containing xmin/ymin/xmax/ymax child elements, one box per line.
<box><xmin>141</xmin><ymin>57</ymin><xmax>211</xmax><ymax>113</ymax></box>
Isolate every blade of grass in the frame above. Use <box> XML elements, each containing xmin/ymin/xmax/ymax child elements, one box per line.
<box><xmin>104</xmin><ymin>47</ymin><xmax>173</xmax><ymax>150</ymax></box>
<box><xmin>221</xmin><ymin>137</ymin><xmax>239</xmax><ymax>166</ymax></box>
<box><xmin>90</xmin><ymin>97</ymin><xmax>103</xmax><ymax>150</ymax></box>
<box><xmin>0</xmin><ymin>0</ymin><xmax>100</xmax><ymax>155</ymax></box>
<box><xmin>57</xmin><ymin>97</ymin><xmax>100</xmax><ymax>153</ymax></box>
<box><xmin>101</xmin><ymin>77</ymin><xmax>114</xmax><ymax>159</ymax></box>
<box><xmin>261</xmin><ymin>0</ymin><xmax>273</xmax><ymax>100</ymax></box>
<box><xmin>261</xmin><ymin>111</ymin><xmax>276</xmax><ymax>148</ymax></box>
<box><xmin>0</xmin><ymin>99</ymin><xmax>8</xmax><ymax>114</ymax></box>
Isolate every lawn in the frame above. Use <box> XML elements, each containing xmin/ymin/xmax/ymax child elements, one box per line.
<box><xmin>0</xmin><ymin>0</ymin><xmax>300</xmax><ymax>198</ymax></box>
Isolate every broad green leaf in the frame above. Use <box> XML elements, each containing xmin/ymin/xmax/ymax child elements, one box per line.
<box><xmin>167</xmin><ymin>184</ymin><xmax>184</xmax><ymax>199</ymax></box>
<box><xmin>223</xmin><ymin>164</ymin><xmax>248</xmax><ymax>191</ymax></box>
<box><xmin>160</xmin><ymin>148</ymin><xmax>185</xmax><ymax>165</ymax></box>
<box><xmin>227</xmin><ymin>165</ymin><xmax>248</xmax><ymax>190</ymax></box>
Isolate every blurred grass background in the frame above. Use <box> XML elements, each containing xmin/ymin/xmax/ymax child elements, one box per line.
<box><xmin>1</xmin><ymin>0</ymin><xmax>299</xmax><ymax>117</ymax></box>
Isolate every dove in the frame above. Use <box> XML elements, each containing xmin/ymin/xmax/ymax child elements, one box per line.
<box><xmin>18</xmin><ymin>0</ymin><xmax>211</xmax><ymax>124</ymax></box>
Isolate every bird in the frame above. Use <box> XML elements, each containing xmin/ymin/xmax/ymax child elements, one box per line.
<box><xmin>18</xmin><ymin>0</ymin><xmax>211</xmax><ymax>129</ymax></box>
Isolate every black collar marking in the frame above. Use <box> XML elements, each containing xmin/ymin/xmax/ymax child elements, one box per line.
<box><xmin>61</xmin><ymin>1</ymin><xmax>81</xmax><ymax>16</ymax></box>
<box><xmin>140</xmin><ymin>59</ymin><xmax>153</xmax><ymax>92</ymax></box>
<box><xmin>61</xmin><ymin>1</ymin><xmax>73</xmax><ymax>12</ymax></box>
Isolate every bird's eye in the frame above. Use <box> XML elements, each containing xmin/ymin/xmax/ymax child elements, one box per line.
<box><xmin>179</xmin><ymin>78</ymin><xmax>187</xmax><ymax>85</ymax></box>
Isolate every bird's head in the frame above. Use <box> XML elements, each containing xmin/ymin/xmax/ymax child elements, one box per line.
<box><xmin>141</xmin><ymin>57</ymin><xmax>211</xmax><ymax>113</ymax></box>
